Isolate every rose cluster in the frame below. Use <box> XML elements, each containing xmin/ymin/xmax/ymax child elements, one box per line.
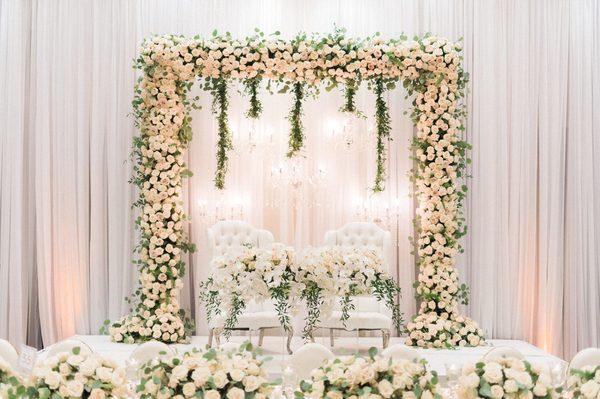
<box><xmin>136</xmin><ymin>345</ymin><xmax>273</xmax><ymax>399</ymax></box>
<box><xmin>296</xmin><ymin>352</ymin><xmax>440</xmax><ymax>399</ymax></box>
<box><xmin>25</xmin><ymin>348</ymin><xmax>130</xmax><ymax>398</ymax></box>
<box><xmin>458</xmin><ymin>357</ymin><xmax>555</xmax><ymax>399</ymax></box>
<box><xmin>200</xmin><ymin>243</ymin><xmax>299</xmax><ymax>333</ymax></box>
<box><xmin>566</xmin><ymin>365</ymin><xmax>600</xmax><ymax>398</ymax></box>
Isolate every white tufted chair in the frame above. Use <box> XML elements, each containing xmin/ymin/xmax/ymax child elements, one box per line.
<box><xmin>483</xmin><ymin>346</ymin><xmax>524</xmax><ymax>361</ymax></box>
<box><xmin>289</xmin><ymin>343</ymin><xmax>334</xmax><ymax>382</ymax></box>
<box><xmin>568</xmin><ymin>347</ymin><xmax>600</xmax><ymax>373</ymax></box>
<box><xmin>320</xmin><ymin>222</ymin><xmax>394</xmax><ymax>348</ymax></box>
<box><xmin>46</xmin><ymin>339</ymin><xmax>93</xmax><ymax>358</ymax></box>
<box><xmin>0</xmin><ymin>339</ymin><xmax>19</xmax><ymax>369</ymax></box>
<box><xmin>201</xmin><ymin>220</ymin><xmax>293</xmax><ymax>354</ymax></box>
<box><xmin>382</xmin><ymin>344</ymin><xmax>421</xmax><ymax>362</ymax></box>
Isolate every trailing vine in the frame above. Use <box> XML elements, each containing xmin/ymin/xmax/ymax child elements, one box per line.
<box><xmin>243</xmin><ymin>78</ymin><xmax>262</xmax><ymax>119</ymax></box>
<box><xmin>340</xmin><ymin>80</ymin><xmax>359</xmax><ymax>114</ymax></box>
<box><xmin>209</xmin><ymin>77</ymin><xmax>233</xmax><ymax>189</ymax></box>
<box><xmin>372</xmin><ymin>79</ymin><xmax>392</xmax><ymax>193</ymax></box>
<box><xmin>287</xmin><ymin>82</ymin><xmax>305</xmax><ymax>157</ymax></box>
<box><xmin>301</xmin><ymin>283</ymin><xmax>324</xmax><ymax>340</ymax></box>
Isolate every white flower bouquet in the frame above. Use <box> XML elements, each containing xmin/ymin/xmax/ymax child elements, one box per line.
<box><xmin>199</xmin><ymin>243</ymin><xmax>298</xmax><ymax>338</ymax></box>
<box><xmin>458</xmin><ymin>357</ymin><xmax>555</xmax><ymax>399</ymax></box>
<box><xmin>25</xmin><ymin>347</ymin><xmax>130</xmax><ymax>398</ymax></box>
<box><xmin>566</xmin><ymin>365</ymin><xmax>600</xmax><ymax>398</ymax></box>
<box><xmin>295</xmin><ymin>246</ymin><xmax>403</xmax><ymax>339</ymax></box>
<box><xmin>406</xmin><ymin>313</ymin><xmax>484</xmax><ymax>349</ymax></box>
<box><xmin>296</xmin><ymin>349</ymin><xmax>439</xmax><ymax>399</ymax></box>
<box><xmin>136</xmin><ymin>342</ymin><xmax>275</xmax><ymax>399</ymax></box>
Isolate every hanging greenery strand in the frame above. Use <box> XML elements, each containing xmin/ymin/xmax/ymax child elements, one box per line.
<box><xmin>340</xmin><ymin>80</ymin><xmax>358</xmax><ymax>114</ymax></box>
<box><xmin>287</xmin><ymin>82</ymin><xmax>305</xmax><ymax>157</ymax></box>
<box><xmin>243</xmin><ymin>78</ymin><xmax>262</xmax><ymax>119</ymax></box>
<box><xmin>211</xmin><ymin>77</ymin><xmax>233</xmax><ymax>189</ymax></box>
<box><xmin>373</xmin><ymin>79</ymin><xmax>392</xmax><ymax>192</ymax></box>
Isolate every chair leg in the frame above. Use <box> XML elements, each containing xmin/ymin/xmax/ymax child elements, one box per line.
<box><xmin>286</xmin><ymin>328</ymin><xmax>294</xmax><ymax>355</ymax></box>
<box><xmin>382</xmin><ymin>329</ymin><xmax>390</xmax><ymax>349</ymax></box>
<box><xmin>214</xmin><ymin>327</ymin><xmax>222</xmax><ymax>346</ymax></box>
<box><xmin>208</xmin><ymin>328</ymin><xmax>214</xmax><ymax>348</ymax></box>
<box><xmin>258</xmin><ymin>329</ymin><xmax>265</xmax><ymax>347</ymax></box>
<box><xmin>330</xmin><ymin>329</ymin><xmax>335</xmax><ymax>347</ymax></box>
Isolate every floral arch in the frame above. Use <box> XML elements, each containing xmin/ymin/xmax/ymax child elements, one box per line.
<box><xmin>108</xmin><ymin>29</ymin><xmax>485</xmax><ymax>349</ymax></box>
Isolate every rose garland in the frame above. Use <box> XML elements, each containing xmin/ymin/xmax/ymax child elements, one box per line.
<box><xmin>199</xmin><ymin>244</ymin><xmax>299</xmax><ymax>338</ymax></box>
<box><xmin>295</xmin><ymin>246</ymin><xmax>403</xmax><ymax>340</ymax></box>
<box><xmin>565</xmin><ymin>365</ymin><xmax>600</xmax><ymax>398</ymax></box>
<box><xmin>136</xmin><ymin>343</ymin><xmax>275</xmax><ymax>399</ymax></box>
<box><xmin>457</xmin><ymin>357</ymin><xmax>556</xmax><ymax>399</ymax></box>
<box><xmin>117</xmin><ymin>28</ymin><xmax>480</xmax><ymax>347</ymax></box>
<box><xmin>296</xmin><ymin>348</ymin><xmax>440</xmax><ymax>399</ymax></box>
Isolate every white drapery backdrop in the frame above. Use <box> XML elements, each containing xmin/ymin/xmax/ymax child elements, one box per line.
<box><xmin>0</xmin><ymin>0</ymin><xmax>598</xmax><ymax>359</ymax></box>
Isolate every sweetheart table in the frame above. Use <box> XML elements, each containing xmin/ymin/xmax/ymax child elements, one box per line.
<box><xmin>39</xmin><ymin>335</ymin><xmax>564</xmax><ymax>378</ymax></box>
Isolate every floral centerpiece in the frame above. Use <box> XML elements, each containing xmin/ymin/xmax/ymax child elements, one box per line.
<box><xmin>457</xmin><ymin>357</ymin><xmax>555</xmax><ymax>399</ymax></box>
<box><xmin>25</xmin><ymin>347</ymin><xmax>130</xmax><ymax>398</ymax></box>
<box><xmin>566</xmin><ymin>365</ymin><xmax>600</xmax><ymax>398</ymax></box>
<box><xmin>296</xmin><ymin>348</ymin><xmax>439</xmax><ymax>399</ymax></box>
<box><xmin>136</xmin><ymin>343</ymin><xmax>275</xmax><ymax>399</ymax></box>
<box><xmin>295</xmin><ymin>246</ymin><xmax>403</xmax><ymax>339</ymax></box>
<box><xmin>199</xmin><ymin>243</ymin><xmax>298</xmax><ymax>338</ymax></box>
<box><xmin>405</xmin><ymin>313</ymin><xmax>484</xmax><ymax>348</ymax></box>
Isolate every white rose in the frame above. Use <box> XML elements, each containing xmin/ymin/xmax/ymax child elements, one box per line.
<box><xmin>377</xmin><ymin>379</ymin><xmax>394</xmax><ymax>398</ymax></box>
<box><xmin>172</xmin><ymin>365</ymin><xmax>189</xmax><ymax>381</ymax></box>
<box><xmin>490</xmin><ymin>384</ymin><xmax>504</xmax><ymax>398</ymax></box>
<box><xmin>89</xmin><ymin>388</ymin><xmax>106</xmax><ymax>399</ymax></box>
<box><xmin>182</xmin><ymin>382</ymin><xmax>196</xmax><ymax>397</ymax></box>
<box><xmin>213</xmin><ymin>371</ymin><xmax>228</xmax><ymax>388</ymax></box>
<box><xmin>504</xmin><ymin>379</ymin><xmax>518</xmax><ymax>393</ymax></box>
<box><xmin>226</xmin><ymin>387</ymin><xmax>245</xmax><ymax>399</ymax></box>
<box><xmin>96</xmin><ymin>366</ymin><xmax>113</xmax><ymax>382</ymax></box>
<box><xmin>65</xmin><ymin>379</ymin><xmax>84</xmax><ymax>397</ymax></box>
<box><xmin>483</xmin><ymin>362</ymin><xmax>503</xmax><ymax>384</ymax></box>
<box><xmin>242</xmin><ymin>375</ymin><xmax>260</xmax><ymax>392</ymax></box>
<box><xmin>580</xmin><ymin>380</ymin><xmax>600</xmax><ymax>398</ymax></box>
<box><xmin>44</xmin><ymin>371</ymin><xmax>62</xmax><ymax>389</ymax></box>
<box><xmin>230</xmin><ymin>368</ymin><xmax>244</xmax><ymax>382</ymax></box>
<box><xmin>205</xmin><ymin>390</ymin><xmax>221</xmax><ymax>399</ymax></box>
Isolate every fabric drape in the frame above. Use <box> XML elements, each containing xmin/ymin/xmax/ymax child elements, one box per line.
<box><xmin>0</xmin><ymin>0</ymin><xmax>598</xmax><ymax>359</ymax></box>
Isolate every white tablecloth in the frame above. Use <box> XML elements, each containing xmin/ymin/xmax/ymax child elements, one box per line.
<box><xmin>40</xmin><ymin>335</ymin><xmax>565</xmax><ymax>378</ymax></box>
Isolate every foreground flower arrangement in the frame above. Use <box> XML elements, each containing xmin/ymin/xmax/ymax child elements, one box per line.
<box><xmin>0</xmin><ymin>358</ymin><xmax>22</xmax><ymax>398</ymax></box>
<box><xmin>296</xmin><ymin>246</ymin><xmax>403</xmax><ymax>339</ymax></box>
<box><xmin>296</xmin><ymin>349</ymin><xmax>440</xmax><ymax>399</ymax></box>
<box><xmin>22</xmin><ymin>347</ymin><xmax>130</xmax><ymax>398</ymax></box>
<box><xmin>136</xmin><ymin>343</ymin><xmax>274</xmax><ymax>399</ymax></box>
<box><xmin>114</xmin><ymin>27</ymin><xmax>481</xmax><ymax>348</ymax></box>
<box><xmin>457</xmin><ymin>357</ymin><xmax>555</xmax><ymax>399</ymax></box>
<box><xmin>566</xmin><ymin>365</ymin><xmax>600</xmax><ymax>398</ymax></box>
<box><xmin>199</xmin><ymin>243</ymin><xmax>298</xmax><ymax>337</ymax></box>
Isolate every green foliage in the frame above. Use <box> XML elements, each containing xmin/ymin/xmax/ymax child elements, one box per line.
<box><xmin>209</xmin><ymin>77</ymin><xmax>233</xmax><ymax>190</ymax></box>
<box><xmin>243</xmin><ymin>78</ymin><xmax>263</xmax><ymax>119</ymax></box>
<box><xmin>372</xmin><ymin>79</ymin><xmax>392</xmax><ymax>193</ymax></box>
<box><xmin>287</xmin><ymin>82</ymin><xmax>306</xmax><ymax>157</ymax></box>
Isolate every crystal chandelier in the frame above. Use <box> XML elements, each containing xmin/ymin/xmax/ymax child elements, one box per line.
<box><xmin>268</xmin><ymin>157</ymin><xmax>326</xmax><ymax>208</ymax></box>
<box><xmin>325</xmin><ymin>114</ymin><xmax>374</xmax><ymax>151</ymax></box>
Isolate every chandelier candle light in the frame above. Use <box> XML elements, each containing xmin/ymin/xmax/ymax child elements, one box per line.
<box><xmin>108</xmin><ymin>27</ymin><xmax>484</xmax><ymax>349</ymax></box>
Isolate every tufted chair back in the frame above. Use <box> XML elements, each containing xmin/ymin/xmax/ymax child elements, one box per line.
<box><xmin>322</xmin><ymin>222</ymin><xmax>393</xmax><ymax>318</ymax></box>
<box><xmin>206</xmin><ymin>220</ymin><xmax>275</xmax><ymax>315</ymax></box>
<box><xmin>323</xmin><ymin>222</ymin><xmax>392</xmax><ymax>273</ymax></box>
